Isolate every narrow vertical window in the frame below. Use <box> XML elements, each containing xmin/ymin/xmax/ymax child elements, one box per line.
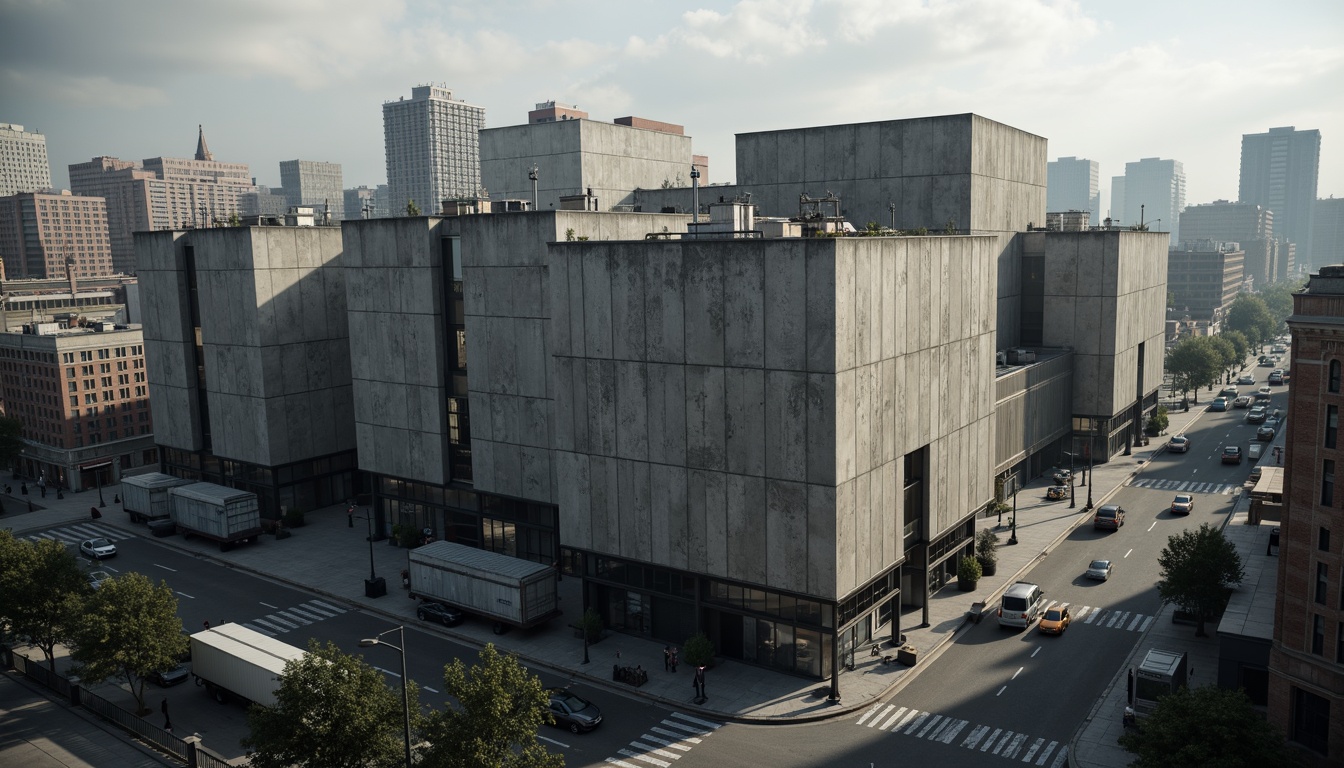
<box><xmin>1312</xmin><ymin>615</ymin><xmax>1325</xmax><ymax>655</ymax></box>
<box><xmin>1318</xmin><ymin>562</ymin><xmax>1329</xmax><ymax>604</ymax></box>
<box><xmin>1324</xmin><ymin>460</ymin><xmax>1337</xmax><ymax>508</ymax></box>
<box><xmin>1331</xmin><ymin>359</ymin><xmax>1342</xmax><ymax>393</ymax></box>
<box><xmin>1329</xmin><ymin>405</ymin><xmax>1339</xmax><ymax>450</ymax></box>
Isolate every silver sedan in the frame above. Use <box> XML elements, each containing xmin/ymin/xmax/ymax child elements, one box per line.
<box><xmin>1085</xmin><ymin>559</ymin><xmax>1112</xmax><ymax>581</ymax></box>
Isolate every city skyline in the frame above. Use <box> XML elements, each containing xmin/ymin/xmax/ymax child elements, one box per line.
<box><xmin>2</xmin><ymin>0</ymin><xmax>1342</xmax><ymax>212</ymax></box>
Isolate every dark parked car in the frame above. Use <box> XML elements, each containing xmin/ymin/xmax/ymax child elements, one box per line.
<box><xmin>149</xmin><ymin>664</ymin><xmax>190</xmax><ymax>687</ymax></box>
<box><xmin>148</xmin><ymin>518</ymin><xmax>177</xmax><ymax>537</ymax></box>
<box><xmin>416</xmin><ymin>602</ymin><xmax>464</xmax><ymax>627</ymax></box>
<box><xmin>1257</xmin><ymin>425</ymin><xmax>1276</xmax><ymax>441</ymax></box>
<box><xmin>546</xmin><ymin>687</ymin><xmax>602</xmax><ymax>733</ymax></box>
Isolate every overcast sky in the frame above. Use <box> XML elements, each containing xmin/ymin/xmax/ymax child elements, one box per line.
<box><xmin>3</xmin><ymin>0</ymin><xmax>1342</xmax><ymax>217</ymax></box>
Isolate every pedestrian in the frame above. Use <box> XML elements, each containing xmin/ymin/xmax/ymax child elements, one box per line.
<box><xmin>89</xmin><ymin>506</ymin><xmax>100</xmax><ymax>519</ymax></box>
<box><xmin>670</xmin><ymin>647</ymin><xmax>679</xmax><ymax>673</ymax></box>
<box><xmin>694</xmin><ymin>666</ymin><xmax>706</xmax><ymax>700</ymax></box>
<box><xmin>203</xmin><ymin>620</ymin><xmax>211</xmax><ymax>631</ymax></box>
<box><xmin>663</xmin><ymin>645</ymin><xmax>671</xmax><ymax>672</ymax></box>
<box><xmin>161</xmin><ymin>697</ymin><xmax>169</xmax><ymax>717</ymax></box>
<box><xmin>20</xmin><ymin>483</ymin><xmax>26</xmax><ymax>495</ymax></box>
<box><xmin>347</xmin><ymin>504</ymin><xmax>354</xmax><ymax>528</ymax></box>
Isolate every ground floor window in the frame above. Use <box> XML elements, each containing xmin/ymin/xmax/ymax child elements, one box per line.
<box><xmin>1292</xmin><ymin>686</ymin><xmax>1330</xmax><ymax>756</ymax></box>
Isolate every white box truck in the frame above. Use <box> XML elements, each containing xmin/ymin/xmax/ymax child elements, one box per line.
<box><xmin>121</xmin><ymin>473</ymin><xmax>192</xmax><ymax>524</ymax></box>
<box><xmin>408</xmin><ymin>541</ymin><xmax>559</xmax><ymax>634</ymax></box>
<box><xmin>190</xmin><ymin>623</ymin><xmax>305</xmax><ymax>707</ymax></box>
<box><xmin>1131</xmin><ymin>648</ymin><xmax>1189</xmax><ymax>717</ymax></box>
<box><xmin>169</xmin><ymin>482</ymin><xmax>263</xmax><ymax>551</ymax></box>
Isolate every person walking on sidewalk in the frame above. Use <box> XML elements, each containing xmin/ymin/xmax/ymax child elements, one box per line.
<box><xmin>161</xmin><ymin>697</ymin><xmax>172</xmax><ymax>731</ymax></box>
<box><xmin>663</xmin><ymin>646</ymin><xmax>671</xmax><ymax>672</ymax></box>
<box><xmin>670</xmin><ymin>647</ymin><xmax>679</xmax><ymax>673</ymax></box>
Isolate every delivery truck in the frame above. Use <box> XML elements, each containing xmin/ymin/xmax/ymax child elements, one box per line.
<box><xmin>190</xmin><ymin>623</ymin><xmax>306</xmax><ymax>707</ymax></box>
<box><xmin>408</xmin><ymin>541</ymin><xmax>559</xmax><ymax>634</ymax></box>
<box><xmin>1131</xmin><ymin>648</ymin><xmax>1189</xmax><ymax>717</ymax></box>
<box><xmin>169</xmin><ymin>482</ymin><xmax>263</xmax><ymax>551</ymax></box>
<box><xmin>120</xmin><ymin>473</ymin><xmax>191</xmax><ymax>523</ymax></box>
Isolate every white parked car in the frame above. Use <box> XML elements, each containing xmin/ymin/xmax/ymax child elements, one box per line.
<box><xmin>80</xmin><ymin>538</ymin><xmax>117</xmax><ymax>560</ymax></box>
<box><xmin>1085</xmin><ymin>559</ymin><xmax>1113</xmax><ymax>580</ymax></box>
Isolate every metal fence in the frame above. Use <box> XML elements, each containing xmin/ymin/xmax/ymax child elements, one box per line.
<box><xmin>80</xmin><ymin>688</ymin><xmax>190</xmax><ymax>761</ymax></box>
<box><xmin>194</xmin><ymin>745</ymin><xmax>236</xmax><ymax>768</ymax></box>
<box><xmin>13</xmin><ymin>652</ymin><xmax>71</xmax><ymax>697</ymax></box>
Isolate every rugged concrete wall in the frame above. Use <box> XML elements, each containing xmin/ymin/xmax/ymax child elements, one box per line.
<box><xmin>343</xmin><ymin>218</ymin><xmax>449</xmax><ymax>484</ymax></box>
<box><xmin>482</xmin><ymin>120</ymin><xmax>696</xmax><ymax>211</ymax></box>
<box><xmin>458</xmin><ymin>210</ymin><xmax>691</xmax><ymax>503</ymax></box>
<box><xmin>137</xmin><ymin>230</ymin><xmax>202</xmax><ymax>452</ymax></box>
<box><xmin>549</xmin><ymin>234</ymin><xmax>997</xmax><ymax>601</ymax></box>
<box><xmin>1032</xmin><ymin>230</ymin><xmax>1169</xmax><ymax>419</ymax></box>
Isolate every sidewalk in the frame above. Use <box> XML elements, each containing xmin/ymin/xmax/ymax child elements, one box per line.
<box><xmin>0</xmin><ymin>378</ymin><xmax>1240</xmax><ymax>753</ymax></box>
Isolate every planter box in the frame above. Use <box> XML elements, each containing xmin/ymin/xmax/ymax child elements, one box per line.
<box><xmin>958</xmin><ymin>579</ymin><xmax>978</xmax><ymax>591</ymax></box>
<box><xmin>897</xmin><ymin>646</ymin><xmax>919</xmax><ymax>666</ymax></box>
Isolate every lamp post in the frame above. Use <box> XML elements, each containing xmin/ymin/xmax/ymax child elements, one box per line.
<box><xmin>690</xmin><ymin>165</ymin><xmax>701</xmax><ymax>224</ymax></box>
<box><xmin>1008</xmin><ymin>484</ymin><xmax>1018</xmax><ymax>545</ymax></box>
<box><xmin>97</xmin><ymin>470</ymin><xmax>105</xmax><ymax>507</ymax></box>
<box><xmin>889</xmin><ymin>201</ymin><xmax>897</xmax><ymax>230</ymax></box>
<box><xmin>528</xmin><ymin>165</ymin><xmax>539</xmax><ymax>211</ymax></box>
<box><xmin>358</xmin><ymin>512</ymin><xmax>385</xmax><ymax>597</ymax></box>
<box><xmin>1068</xmin><ymin>448</ymin><xmax>1077</xmax><ymax>509</ymax></box>
<box><xmin>359</xmin><ymin>626</ymin><xmax>413</xmax><ymax>768</ymax></box>
<box><xmin>1085</xmin><ymin>430</ymin><xmax>1095</xmax><ymax>510</ymax></box>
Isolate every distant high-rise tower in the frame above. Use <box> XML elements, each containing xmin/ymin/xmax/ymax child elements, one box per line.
<box><xmin>1313</xmin><ymin>197</ymin><xmax>1344</xmax><ymax>269</ymax></box>
<box><xmin>280</xmin><ymin>160</ymin><xmax>344</xmax><ymax>221</ymax></box>
<box><xmin>1114</xmin><ymin>158</ymin><xmax>1185</xmax><ymax>242</ymax></box>
<box><xmin>1047</xmin><ymin>156</ymin><xmax>1100</xmax><ymax>225</ymax></box>
<box><xmin>383</xmin><ymin>86</ymin><xmax>485</xmax><ymax>215</ymax></box>
<box><xmin>1178</xmin><ymin>200</ymin><xmax>1276</xmax><ymax>285</ymax></box>
<box><xmin>1110</xmin><ymin>176</ymin><xmax>1125</xmax><ymax>225</ymax></box>
<box><xmin>0</xmin><ymin>123</ymin><xmax>53</xmax><ymax>196</ymax></box>
<box><xmin>1239</xmin><ymin>126</ymin><xmax>1321</xmax><ymax>268</ymax></box>
<box><xmin>0</xmin><ymin>190</ymin><xmax>113</xmax><ymax>278</ymax></box>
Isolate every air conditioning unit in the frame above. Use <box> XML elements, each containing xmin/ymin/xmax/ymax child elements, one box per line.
<box><xmin>1007</xmin><ymin>348</ymin><xmax>1036</xmax><ymax>364</ymax></box>
<box><xmin>996</xmin><ymin>351</ymin><xmax>1007</xmax><ymax>366</ymax></box>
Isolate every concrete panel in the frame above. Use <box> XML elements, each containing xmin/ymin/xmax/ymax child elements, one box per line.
<box><xmin>646</xmin><ymin>362</ymin><xmax>687</xmax><ymax>466</ymax></box>
<box><xmin>585</xmin><ymin>359</ymin><xmax>617</xmax><ymax>456</ymax></box>
<box><xmin>805</xmin><ymin>245</ymin><xmax>837</xmax><ymax>372</ymax></box>
<box><xmin>589</xmin><ymin>455</ymin><xmax>618</xmax><ymax>554</ymax></box>
<box><xmin>683</xmin><ymin>244</ymin><xmax>725</xmax><ymax>367</ymax></box>
<box><xmin>806</xmin><ymin>484</ymin><xmax>836</xmax><ymax>597</ymax></box>
<box><xmin>762</xmin><ymin>480</ymin><xmax>808</xmax><ymax>594</ymax></box>
<box><xmin>763</xmin><ymin>239</ymin><xmax>807</xmax><ymax>371</ymax></box>
<box><xmin>643</xmin><ymin>248</ymin><xmax>685</xmax><ymax>364</ymax></box>
<box><xmin>685</xmin><ymin>365</ymin><xmax>726</xmax><ymax>471</ymax></box>
<box><xmin>581</xmin><ymin>250</ymin><xmax>613</xmax><ymax>359</ymax></box>
<box><xmin>611</xmin><ymin>250</ymin><xmax>647</xmax><ymax>361</ymax></box>
<box><xmin>835</xmin><ymin>369</ymin><xmax>855</xmax><ymax>483</ymax></box>
<box><xmin>765</xmin><ymin>370</ymin><xmax>807</xmax><ymax>482</ymax></box>
<box><xmin>806</xmin><ymin>373</ymin><xmax>837</xmax><ymax>486</ymax></box>
<box><xmin>617</xmin><ymin>459</ymin><xmax>652</xmax><ymax>562</ymax></box>
<box><xmin>834</xmin><ymin>479</ymin><xmax>856</xmax><ymax>597</ymax></box>
<box><xmin>556</xmin><ymin>451</ymin><xmax>592</xmax><ymax>549</ymax></box>
<box><xmin>723</xmin><ymin>247</ymin><xmax>765</xmax><ymax>368</ymax></box>
<box><xmin>724</xmin><ymin>368</ymin><xmax>766</xmax><ymax>476</ymax></box>
<box><xmin>835</xmin><ymin>246</ymin><xmax>855</xmax><ymax>372</ymax></box>
<box><xmin>650</xmin><ymin>463</ymin><xmax>689</xmax><ymax>570</ymax></box>
<box><xmin>615</xmin><ymin>362</ymin><xmax>649</xmax><ymax>461</ymax></box>
<box><xmin>725</xmin><ymin>474</ymin><xmax>766</xmax><ymax>584</ymax></box>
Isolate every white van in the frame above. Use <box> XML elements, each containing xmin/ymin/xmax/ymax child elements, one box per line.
<box><xmin>998</xmin><ymin>581</ymin><xmax>1045</xmax><ymax>629</ymax></box>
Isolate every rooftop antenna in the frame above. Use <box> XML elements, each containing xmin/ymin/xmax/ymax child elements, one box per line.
<box><xmin>690</xmin><ymin>165</ymin><xmax>701</xmax><ymax>224</ymax></box>
<box><xmin>528</xmin><ymin>165</ymin><xmax>539</xmax><ymax>211</ymax></box>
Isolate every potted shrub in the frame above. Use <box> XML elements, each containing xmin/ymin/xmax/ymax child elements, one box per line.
<box><xmin>682</xmin><ymin>631</ymin><xmax>715</xmax><ymax>669</ymax></box>
<box><xmin>283</xmin><ymin>508</ymin><xmax>306</xmax><ymax>529</ymax></box>
<box><xmin>397</xmin><ymin>525</ymin><xmax>420</xmax><ymax>549</ymax></box>
<box><xmin>578</xmin><ymin>607</ymin><xmax>603</xmax><ymax>645</ymax></box>
<box><xmin>1146</xmin><ymin>405</ymin><xmax>1169</xmax><ymax>436</ymax></box>
<box><xmin>975</xmin><ymin>529</ymin><xmax>999</xmax><ymax>577</ymax></box>
<box><xmin>957</xmin><ymin>556</ymin><xmax>982</xmax><ymax>591</ymax></box>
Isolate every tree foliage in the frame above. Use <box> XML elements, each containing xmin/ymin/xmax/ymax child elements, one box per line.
<box><xmin>1260</xmin><ymin>280</ymin><xmax>1302</xmax><ymax>326</ymax></box>
<box><xmin>406</xmin><ymin>199</ymin><xmax>421</xmax><ymax>217</ymax></box>
<box><xmin>70</xmin><ymin>572</ymin><xmax>188</xmax><ymax>712</ymax></box>
<box><xmin>1224</xmin><ymin>294</ymin><xmax>1276</xmax><ymax>345</ymax></box>
<box><xmin>418</xmin><ymin>643</ymin><xmax>562</xmax><ymax>768</ymax></box>
<box><xmin>1157</xmin><ymin>523</ymin><xmax>1244</xmax><ymax>637</ymax></box>
<box><xmin>243</xmin><ymin>640</ymin><xmax>417</xmax><ymax>768</ymax></box>
<box><xmin>1118</xmin><ymin>685</ymin><xmax>1290</xmax><ymax>768</ymax></box>
<box><xmin>1207</xmin><ymin>335</ymin><xmax>1238</xmax><ymax>379</ymax></box>
<box><xmin>682</xmin><ymin>631</ymin><xmax>715</xmax><ymax>667</ymax></box>
<box><xmin>0</xmin><ymin>532</ymin><xmax>87</xmax><ymax>671</ymax></box>
<box><xmin>1165</xmin><ymin>337</ymin><xmax>1220</xmax><ymax>401</ymax></box>
<box><xmin>0</xmin><ymin>415</ymin><xmax>23</xmax><ymax>470</ymax></box>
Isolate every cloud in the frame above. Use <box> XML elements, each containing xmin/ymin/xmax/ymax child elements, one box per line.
<box><xmin>0</xmin><ymin>68</ymin><xmax>168</xmax><ymax>109</ymax></box>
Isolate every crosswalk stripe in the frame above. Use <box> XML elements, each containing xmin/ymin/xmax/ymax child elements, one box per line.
<box><xmin>1022</xmin><ymin>737</ymin><xmax>1045</xmax><ymax>762</ymax></box>
<box><xmin>865</xmin><ymin>703</ymin><xmax>894</xmax><ymax>728</ymax></box>
<box><xmin>937</xmin><ymin>719</ymin><xmax>968</xmax><ymax>743</ymax></box>
<box><xmin>1049</xmin><ymin>746</ymin><xmax>1070</xmax><ymax>768</ymax></box>
<box><xmin>903</xmin><ymin>711</ymin><xmax>930</xmax><ymax>735</ymax></box>
<box><xmin>657</xmin><ymin>722</ymin><xmax>704</xmax><ymax>741</ymax></box>
<box><xmin>894</xmin><ymin>708</ymin><xmax>920</xmax><ymax>731</ymax></box>
<box><xmin>629</xmin><ymin>741</ymin><xmax>680</xmax><ymax>760</ymax></box>
<box><xmin>264</xmin><ymin>614</ymin><xmax>300</xmax><ymax>630</ymax></box>
<box><xmin>981</xmin><ymin>727</ymin><xmax>1003</xmax><ymax>752</ymax></box>
<box><xmin>639</xmin><ymin>734</ymin><xmax>691</xmax><ymax>751</ymax></box>
<box><xmin>1106</xmin><ymin>611</ymin><xmax>1125</xmax><ymax>628</ymax></box>
<box><xmin>650</xmin><ymin>726</ymin><xmax>700</xmax><ymax>744</ymax></box>
<box><xmin>856</xmin><ymin>703</ymin><xmax>884</xmax><ymax>726</ymax></box>
<box><xmin>962</xmin><ymin>724</ymin><xmax>990</xmax><ymax>750</ymax></box>
<box><xmin>1084</xmin><ymin>610</ymin><xmax>1102</xmax><ymax>625</ymax></box>
<box><xmin>275</xmin><ymin>610</ymin><xmax>312</xmax><ymax>626</ymax></box>
<box><xmin>307</xmin><ymin>599</ymin><xmax>346</xmax><ymax>614</ymax></box>
<box><xmin>617</xmin><ymin>748</ymin><xmax>669</xmax><ymax>768</ymax></box>
<box><xmin>1004</xmin><ymin>732</ymin><xmax>1028</xmax><ymax>758</ymax></box>
<box><xmin>1035</xmin><ymin>740</ymin><xmax>1059</xmax><ymax>765</ymax></box>
<box><xmin>288</xmin><ymin>605</ymin><xmax>331</xmax><ymax>621</ymax></box>
<box><xmin>1139</xmin><ymin>616</ymin><xmax>1155</xmax><ymax>633</ymax></box>
<box><xmin>251</xmin><ymin>617</ymin><xmax>289</xmax><ymax>633</ymax></box>
<box><xmin>993</xmin><ymin>731</ymin><xmax>1016</xmax><ymax>755</ymax></box>
<box><xmin>241</xmin><ymin>622</ymin><xmax>277</xmax><ymax>637</ymax></box>
<box><xmin>605</xmin><ymin>760</ymin><xmax>642</xmax><ymax>768</ymax></box>
<box><xmin>669</xmin><ymin>713</ymin><xmax>721</xmax><ymax>730</ymax></box>
<box><xmin>1126</xmin><ymin>614</ymin><xmax>1144</xmax><ymax>631</ymax></box>
<box><xmin>919</xmin><ymin>715</ymin><xmax>946</xmax><ymax>739</ymax></box>
<box><xmin>1073</xmin><ymin>606</ymin><xmax>1091</xmax><ymax>620</ymax></box>
<box><xmin>880</xmin><ymin>706</ymin><xmax>908</xmax><ymax>730</ymax></box>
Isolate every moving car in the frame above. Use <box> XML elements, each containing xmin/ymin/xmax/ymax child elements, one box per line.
<box><xmin>1038</xmin><ymin>606</ymin><xmax>1071</xmax><ymax>635</ymax></box>
<box><xmin>1222</xmin><ymin>445</ymin><xmax>1243</xmax><ymax>464</ymax></box>
<box><xmin>149</xmin><ymin>664</ymin><xmax>190</xmax><ymax>687</ymax></box>
<box><xmin>1093</xmin><ymin>504</ymin><xmax>1125</xmax><ymax>531</ymax></box>
<box><xmin>79</xmin><ymin>538</ymin><xmax>117</xmax><ymax>560</ymax></box>
<box><xmin>1233</xmin><ymin>395</ymin><xmax>1252</xmax><ymax>409</ymax></box>
<box><xmin>1259</xmin><ymin>356</ymin><xmax>1274</xmax><ymax>367</ymax></box>
<box><xmin>1237</xmin><ymin>374</ymin><xmax>1256</xmax><ymax>385</ymax></box>
<box><xmin>997</xmin><ymin>581</ymin><xmax>1045</xmax><ymax>629</ymax></box>
<box><xmin>1052</xmin><ymin>468</ymin><xmax>1073</xmax><ymax>485</ymax></box>
<box><xmin>1269</xmin><ymin>370</ymin><xmax>1284</xmax><ymax>385</ymax></box>
<box><xmin>1247</xmin><ymin>407</ymin><xmax>1267</xmax><ymax>424</ymax></box>
<box><xmin>1210</xmin><ymin>397</ymin><xmax>1229</xmax><ymax>412</ymax></box>
<box><xmin>1171</xmin><ymin>494</ymin><xmax>1194</xmax><ymax>515</ymax></box>
<box><xmin>1085</xmin><ymin>559</ymin><xmax>1113</xmax><ymax>580</ymax></box>
<box><xmin>1219</xmin><ymin>386</ymin><xmax>1239</xmax><ymax>398</ymax></box>
<box><xmin>416</xmin><ymin>602</ymin><xmax>464</xmax><ymax>627</ymax></box>
<box><xmin>87</xmin><ymin>570</ymin><xmax>112</xmax><ymax>590</ymax></box>
<box><xmin>546</xmin><ymin>688</ymin><xmax>603</xmax><ymax>733</ymax></box>
<box><xmin>1257</xmin><ymin>425</ymin><xmax>1276</xmax><ymax>441</ymax></box>
<box><xmin>1167</xmin><ymin>435</ymin><xmax>1190</xmax><ymax>453</ymax></box>
<box><xmin>1046</xmin><ymin>485</ymin><xmax>1069</xmax><ymax>501</ymax></box>
<box><xmin>1272</xmin><ymin>345</ymin><xmax>1286</xmax><ymax>354</ymax></box>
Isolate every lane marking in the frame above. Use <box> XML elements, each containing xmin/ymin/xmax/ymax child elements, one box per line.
<box><xmin>1012</xmin><ymin>667</ymin><xmax>1024</xmax><ymax>680</ymax></box>
<box><xmin>996</xmin><ymin>686</ymin><xmax>1008</xmax><ymax>696</ymax></box>
<box><xmin>937</xmin><ymin>719</ymin><xmax>968</xmax><ymax>743</ymax></box>
<box><xmin>1049</xmin><ymin>746</ymin><xmax>1070</xmax><ymax>768</ymax></box>
<box><xmin>1031</xmin><ymin>647</ymin><xmax>1041</xmax><ymax>658</ymax></box>
<box><xmin>668</xmin><ymin>712</ymin><xmax>721</xmax><ymax>731</ymax></box>
<box><xmin>903</xmin><ymin>712</ymin><xmax>930</xmax><ymax>735</ymax></box>
<box><xmin>1139</xmin><ymin>616</ymin><xmax>1155</xmax><ymax>633</ymax></box>
<box><xmin>856</xmin><ymin>703</ymin><xmax>883</xmax><ymax>726</ymax></box>
<box><xmin>1148</xmin><ymin>521</ymin><xmax>1157</xmax><ymax>532</ymax></box>
<box><xmin>423</xmin><ymin>686</ymin><xmax>438</xmax><ymax>693</ymax></box>
<box><xmin>1022</xmin><ymin>737</ymin><xmax>1045</xmax><ymax>762</ymax></box>
<box><xmin>617</xmin><ymin>747</ymin><xmax>669</xmax><ymax>767</ymax></box>
<box><xmin>175</xmin><ymin>591</ymin><xmax>196</xmax><ymax>599</ymax></box>
<box><xmin>629</xmin><ymin>741</ymin><xmax>681</xmax><ymax>760</ymax></box>
<box><xmin>894</xmin><ymin>709</ymin><xmax>921</xmax><ymax>731</ymax></box>
<box><xmin>259</xmin><ymin>601</ymin><xmax>280</xmax><ymax>609</ymax></box>
<box><xmin>537</xmin><ymin>734</ymin><xmax>569</xmax><ymax>748</ymax></box>
<box><xmin>650</xmin><ymin>726</ymin><xmax>700</xmax><ymax>744</ymax></box>
<box><xmin>1035</xmin><ymin>740</ymin><xmax>1059</xmax><ymax>764</ymax></box>
<box><xmin>1125</xmin><ymin>549</ymin><xmax>1133</xmax><ymax>558</ymax></box>
<box><xmin>916</xmin><ymin>715</ymin><xmax>944</xmax><ymax>739</ymax></box>
<box><xmin>154</xmin><ymin>563</ymin><xmax>178</xmax><ymax>572</ymax></box>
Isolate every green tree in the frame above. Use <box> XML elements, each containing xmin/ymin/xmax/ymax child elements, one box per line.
<box><xmin>1157</xmin><ymin>523</ymin><xmax>1244</xmax><ymax>637</ymax></box>
<box><xmin>682</xmin><ymin>631</ymin><xmax>715</xmax><ymax>667</ymax></box>
<box><xmin>227</xmin><ymin>211</ymin><xmax>242</xmax><ymax>227</ymax></box>
<box><xmin>70</xmin><ymin>572</ymin><xmax>188</xmax><ymax>713</ymax></box>
<box><xmin>0</xmin><ymin>415</ymin><xmax>23</xmax><ymax>472</ymax></box>
<box><xmin>1224</xmin><ymin>294</ymin><xmax>1276</xmax><ymax>347</ymax></box>
<box><xmin>244</xmin><ymin>640</ymin><xmax>416</xmax><ymax>768</ymax></box>
<box><xmin>1208</xmin><ymin>335</ymin><xmax>1237</xmax><ymax>383</ymax></box>
<box><xmin>1260</xmin><ymin>280</ymin><xmax>1302</xmax><ymax>327</ymax></box>
<box><xmin>406</xmin><ymin>199</ymin><xmax>421</xmax><ymax>216</ymax></box>
<box><xmin>0</xmin><ymin>533</ymin><xmax>86</xmax><ymax>671</ymax></box>
<box><xmin>419</xmin><ymin>643</ymin><xmax>562</xmax><ymax>768</ymax></box>
<box><xmin>1220</xmin><ymin>329</ymin><xmax>1250</xmax><ymax>368</ymax></box>
<box><xmin>1118</xmin><ymin>685</ymin><xmax>1290</xmax><ymax>768</ymax></box>
<box><xmin>1165</xmin><ymin>337</ymin><xmax>1220</xmax><ymax>402</ymax></box>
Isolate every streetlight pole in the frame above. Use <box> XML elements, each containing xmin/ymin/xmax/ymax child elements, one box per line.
<box><xmin>358</xmin><ymin>511</ymin><xmax>385</xmax><ymax>597</ymax></box>
<box><xmin>1009</xmin><ymin>485</ymin><xmax>1018</xmax><ymax>545</ymax></box>
<box><xmin>359</xmin><ymin>626</ymin><xmax>413</xmax><ymax>768</ymax></box>
<box><xmin>1069</xmin><ymin>447</ymin><xmax>1076</xmax><ymax>509</ymax></box>
<box><xmin>528</xmin><ymin>165</ymin><xmax>539</xmax><ymax>211</ymax></box>
<box><xmin>1085</xmin><ymin>432</ymin><xmax>1095</xmax><ymax>510</ymax></box>
<box><xmin>97</xmin><ymin>470</ymin><xmax>106</xmax><ymax>507</ymax></box>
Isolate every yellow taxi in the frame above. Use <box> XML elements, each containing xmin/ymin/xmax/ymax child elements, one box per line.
<box><xmin>1038</xmin><ymin>605</ymin><xmax>1071</xmax><ymax>635</ymax></box>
